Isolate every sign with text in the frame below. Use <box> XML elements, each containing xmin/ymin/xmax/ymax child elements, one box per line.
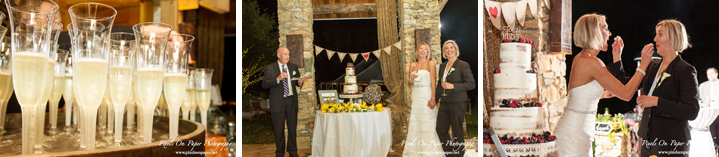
<box><xmin>595</xmin><ymin>122</ymin><xmax>614</xmax><ymax>133</ymax></box>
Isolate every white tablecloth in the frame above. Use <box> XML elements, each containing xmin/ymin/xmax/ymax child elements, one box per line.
<box><xmin>311</xmin><ymin>109</ymin><xmax>392</xmax><ymax>157</ymax></box>
<box><xmin>688</xmin><ymin>107</ymin><xmax>719</xmax><ymax>157</ymax></box>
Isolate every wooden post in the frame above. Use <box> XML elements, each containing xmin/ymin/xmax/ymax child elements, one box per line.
<box><xmin>549</xmin><ymin>0</ymin><xmax>572</xmax><ymax>55</ymax></box>
<box><xmin>153</xmin><ymin>0</ymin><xmax>179</xmax><ymax>29</ymax></box>
<box><xmin>313</xmin><ymin>3</ymin><xmax>378</xmax><ymax>15</ymax></box>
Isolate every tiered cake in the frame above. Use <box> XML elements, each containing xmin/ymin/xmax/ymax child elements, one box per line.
<box><xmin>490</xmin><ymin>42</ymin><xmax>542</xmax><ymax>137</ymax></box>
<box><xmin>343</xmin><ymin>63</ymin><xmax>359</xmax><ymax>94</ymax></box>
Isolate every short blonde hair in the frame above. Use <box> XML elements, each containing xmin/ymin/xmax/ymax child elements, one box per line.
<box><xmin>442</xmin><ymin>40</ymin><xmax>460</xmax><ymax>59</ymax></box>
<box><xmin>573</xmin><ymin>13</ymin><xmax>606</xmax><ymax>50</ymax></box>
<box><xmin>416</xmin><ymin>42</ymin><xmax>432</xmax><ymax>61</ymax></box>
<box><xmin>657</xmin><ymin>19</ymin><xmax>691</xmax><ymax>53</ymax></box>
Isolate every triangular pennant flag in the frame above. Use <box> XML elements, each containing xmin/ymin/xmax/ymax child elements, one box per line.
<box><xmin>361</xmin><ymin>52</ymin><xmax>371</xmax><ymax>61</ymax></box>
<box><xmin>516</xmin><ymin>0</ymin><xmax>528</xmax><ymax>27</ymax></box>
<box><xmin>393</xmin><ymin>41</ymin><xmax>402</xmax><ymax>50</ymax></box>
<box><xmin>544</xmin><ymin>0</ymin><xmax>549</xmax><ymax>9</ymax></box>
<box><xmin>373</xmin><ymin>50</ymin><xmax>382</xmax><ymax>59</ymax></box>
<box><xmin>349</xmin><ymin>53</ymin><xmax>359</xmax><ymax>62</ymax></box>
<box><xmin>326</xmin><ymin>50</ymin><xmax>335</xmax><ymax>60</ymax></box>
<box><xmin>528</xmin><ymin>0</ymin><xmax>538</xmax><ymax>18</ymax></box>
<box><xmin>484</xmin><ymin>0</ymin><xmax>502</xmax><ymax>29</ymax></box>
<box><xmin>383</xmin><ymin>46</ymin><xmax>392</xmax><ymax>55</ymax></box>
<box><xmin>338</xmin><ymin>52</ymin><xmax>346</xmax><ymax>61</ymax></box>
<box><xmin>315</xmin><ymin>46</ymin><xmax>324</xmax><ymax>56</ymax></box>
<box><xmin>501</xmin><ymin>2</ymin><xmax>516</xmax><ymax>27</ymax></box>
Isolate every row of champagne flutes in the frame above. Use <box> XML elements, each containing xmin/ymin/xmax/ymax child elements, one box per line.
<box><xmin>2</xmin><ymin>0</ymin><xmax>214</xmax><ymax>154</ymax></box>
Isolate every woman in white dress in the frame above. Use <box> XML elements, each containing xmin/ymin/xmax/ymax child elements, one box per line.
<box><xmin>403</xmin><ymin>43</ymin><xmax>444</xmax><ymax>156</ymax></box>
<box><xmin>554</xmin><ymin>13</ymin><xmax>654</xmax><ymax>156</ymax></box>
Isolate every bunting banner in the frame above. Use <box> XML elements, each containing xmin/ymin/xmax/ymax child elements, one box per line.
<box><xmin>312</xmin><ymin>41</ymin><xmax>401</xmax><ymax>60</ymax></box>
<box><xmin>361</xmin><ymin>52</ymin><xmax>371</xmax><ymax>61</ymax></box>
<box><xmin>501</xmin><ymin>2</ymin><xmax>516</xmax><ymax>27</ymax></box>
<box><xmin>326</xmin><ymin>50</ymin><xmax>335</xmax><ymax>59</ymax></box>
<box><xmin>338</xmin><ymin>52</ymin><xmax>347</xmax><ymax>61</ymax></box>
<box><xmin>373</xmin><ymin>50</ymin><xmax>382</xmax><ymax>59</ymax></box>
<box><xmin>484</xmin><ymin>0</ymin><xmax>503</xmax><ymax>30</ymax></box>
<box><xmin>383</xmin><ymin>46</ymin><xmax>392</xmax><ymax>55</ymax></box>
<box><xmin>515</xmin><ymin>0</ymin><xmax>527</xmax><ymax>27</ymax></box>
<box><xmin>484</xmin><ymin>0</ymin><xmax>545</xmax><ymax>29</ymax></box>
<box><xmin>315</xmin><ymin>46</ymin><xmax>324</xmax><ymax>56</ymax></box>
<box><xmin>349</xmin><ymin>53</ymin><xmax>359</xmax><ymax>62</ymax></box>
<box><xmin>528</xmin><ymin>0</ymin><xmax>538</xmax><ymax>18</ymax></box>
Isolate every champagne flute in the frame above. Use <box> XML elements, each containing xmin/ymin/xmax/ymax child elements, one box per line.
<box><xmin>63</xmin><ymin>24</ymin><xmax>76</xmax><ymax>135</ymax></box>
<box><xmin>194</xmin><ymin>68</ymin><xmax>214</xmax><ymax>130</ymax></box>
<box><xmin>0</xmin><ymin>37</ymin><xmax>11</xmax><ymax>136</ymax></box>
<box><xmin>48</xmin><ymin>49</ymin><xmax>67</xmax><ymax>136</ymax></box>
<box><xmin>164</xmin><ymin>34</ymin><xmax>193</xmax><ymax>139</ymax></box>
<box><xmin>6</xmin><ymin>0</ymin><xmax>59</xmax><ymax>154</ymax></box>
<box><xmin>133</xmin><ymin>22</ymin><xmax>173</xmax><ymax>143</ymax></box>
<box><xmin>68</xmin><ymin>2</ymin><xmax>116</xmax><ymax>150</ymax></box>
<box><xmin>35</xmin><ymin>21</ymin><xmax>62</xmax><ymax>153</ymax></box>
<box><xmin>181</xmin><ymin>68</ymin><xmax>196</xmax><ymax>120</ymax></box>
<box><xmin>108</xmin><ymin>32</ymin><xmax>135</xmax><ymax>147</ymax></box>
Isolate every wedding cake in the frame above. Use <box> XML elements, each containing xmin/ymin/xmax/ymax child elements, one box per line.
<box><xmin>490</xmin><ymin>42</ymin><xmax>543</xmax><ymax>137</ymax></box>
<box><xmin>343</xmin><ymin>63</ymin><xmax>359</xmax><ymax>94</ymax></box>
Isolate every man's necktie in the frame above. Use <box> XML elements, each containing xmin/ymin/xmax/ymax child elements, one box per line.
<box><xmin>282</xmin><ymin>65</ymin><xmax>289</xmax><ymax>96</ymax></box>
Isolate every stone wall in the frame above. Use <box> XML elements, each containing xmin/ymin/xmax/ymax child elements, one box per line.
<box><xmin>277</xmin><ymin>0</ymin><xmax>316</xmax><ymax>150</ymax></box>
<box><xmin>399</xmin><ymin>0</ymin><xmax>442</xmax><ymax>138</ymax></box>
<box><xmin>483</xmin><ymin>1</ymin><xmax>567</xmax><ymax>133</ymax></box>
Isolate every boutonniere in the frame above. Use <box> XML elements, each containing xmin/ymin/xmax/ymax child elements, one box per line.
<box><xmin>658</xmin><ymin>70</ymin><xmax>671</xmax><ymax>85</ymax></box>
<box><xmin>448</xmin><ymin>67</ymin><xmax>456</xmax><ymax>75</ymax></box>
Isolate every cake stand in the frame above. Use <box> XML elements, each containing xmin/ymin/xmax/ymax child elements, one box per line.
<box><xmin>339</xmin><ymin>93</ymin><xmax>364</xmax><ymax>104</ymax></box>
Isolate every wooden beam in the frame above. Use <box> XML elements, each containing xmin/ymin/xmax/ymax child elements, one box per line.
<box><xmin>313</xmin><ymin>3</ymin><xmax>378</xmax><ymax>15</ymax></box>
<box><xmin>439</xmin><ymin>0</ymin><xmax>449</xmax><ymax>12</ymax></box>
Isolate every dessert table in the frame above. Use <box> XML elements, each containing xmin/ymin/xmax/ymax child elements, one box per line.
<box><xmin>688</xmin><ymin>107</ymin><xmax>719</xmax><ymax>157</ymax></box>
<box><xmin>311</xmin><ymin>108</ymin><xmax>391</xmax><ymax>157</ymax></box>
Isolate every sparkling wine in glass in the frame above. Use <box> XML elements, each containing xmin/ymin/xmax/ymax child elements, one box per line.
<box><xmin>164</xmin><ymin>34</ymin><xmax>193</xmax><ymax>139</ymax></box>
<box><xmin>68</xmin><ymin>2</ymin><xmax>116</xmax><ymax>150</ymax></box>
<box><xmin>133</xmin><ymin>22</ymin><xmax>173</xmax><ymax>144</ymax></box>
<box><xmin>0</xmin><ymin>37</ymin><xmax>11</xmax><ymax>137</ymax></box>
<box><xmin>48</xmin><ymin>49</ymin><xmax>68</xmax><ymax>137</ymax></box>
<box><xmin>35</xmin><ymin>21</ymin><xmax>63</xmax><ymax>153</ymax></box>
<box><xmin>6</xmin><ymin>0</ymin><xmax>59</xmax><ymax>154</ymax></box>
<box><xmin>181</xmin><ymin>67</ymin><xmax>196</xmax><ymax>120</ymax></box>
<box><xmin>194</xmin><ymin>68</ymin><xmax>214</xmax><ymax>130</ymax></box>
<box><xmin>108</xmin><ymin>32</ymin><xmax>135</xmax><ymax>147</ymax></box>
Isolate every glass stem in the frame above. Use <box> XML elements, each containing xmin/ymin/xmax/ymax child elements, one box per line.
<box><xmin>142</xmin><ymin>106</ymin><xmax>154</xmax><ymax>144</ymax></box>
<box><xmin>83</xmin><ymin>106</ymin><xmax>99</xmax><ymax>150</ymax></box>
<box><xmin>190</xmin><ymin>109</ymin><xmax>196</xmax><ymax>121</ymax></box>
<box><xmin>49</xmin><ymin>101</ymin><xmax>58</xmax><ymax>132</ymax></box>
<box><xmin>0</xmin><ymin>101</ymin><xmax>8</xmax><ymax>133</ymax></box>
<box><xmin>114</xmin><ymin>104</ymin><xmax>125</xmax><ymax>144</ymax></box>
<box><xmin>35</xmin><ymin>103</ymin><xmax>47</xmax><ymax>149</ymax></box>
<box><xmin>64</xmin><ymin>100</ymin><xmax>72</xmax><ymax>128</ymax></box>
<box><xmin>182</xmin><ymin>110</ymin><xmax>189</xmax><ymax>120</ymax></box>
<box><xmin>20</xmin><ymin>105</ymin><xmax>37</xmax><ymax>154</ymax></box>
<box><xmin>125</xmin><ymin>103</ymin><xmax>135</xmax><ymax>130</ymax></box>
<box><xmin>169</xmin><ymin>106</ymin><xmax>180</xmax><ymax>139</ymax></box>
<box><xmin>200</xmin><ymin>109</ymin><xmax>208</xmax><ymax>132</ymax></box>
<box><xmin>107</xmin><ymin>103</ymin><xmax>114</xmax><ymax>134</ymax></box>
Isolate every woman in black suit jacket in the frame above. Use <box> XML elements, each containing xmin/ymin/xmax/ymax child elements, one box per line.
<box><xmin>435</xmin><ymin>40</ymin><xmax>475</xmax><ymax>157</ymax></box>
<box><xmin>610</xmin><ymin>20</ymin><xmax>699</xmax><ymax>157</ymax></box>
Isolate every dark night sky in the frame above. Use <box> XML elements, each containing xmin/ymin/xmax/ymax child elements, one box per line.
<box><xmin>252</xmin><ymin>0</ymin><xmax>479</xmax><ymax>100</ymax></box>
<box><xmin>570</xmin><ymin>0</ymin><xmax>719</xmax><ymax>114</ymax></box>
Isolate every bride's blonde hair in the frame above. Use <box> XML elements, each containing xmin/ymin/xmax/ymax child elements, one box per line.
<box><xmin>415</xmin><ymin>42</ymin><xmax>432</xmax><ymax>61</ymax></box>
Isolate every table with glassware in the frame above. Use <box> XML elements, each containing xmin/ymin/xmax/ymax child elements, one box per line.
<box><xmin>311</xmin><ymin>108</ymin><xmax>392</xmax><ymax>157</ymax></box>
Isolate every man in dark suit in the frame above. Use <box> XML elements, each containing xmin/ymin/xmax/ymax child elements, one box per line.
<box><xmin>435</xmin><ymin>40</ymin><xmax>475</xmax><ymax>157</ymax></box>
<box><xmin>262</xmin><ymin>47</ymin><xmax>306</xmax><ymax>157</ymax></box>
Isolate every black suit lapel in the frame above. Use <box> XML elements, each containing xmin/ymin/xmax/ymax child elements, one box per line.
<box><xmin>653</xmin><ymin>56</ymin><xmax>683</xmax><ymax>96</ymax></box>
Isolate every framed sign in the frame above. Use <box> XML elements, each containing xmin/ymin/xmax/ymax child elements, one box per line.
<box><xmin>287</xmin><ymin>34</ymin><xmax>304</xmax><ymax>68</ymax></box>
<box><xmin>318</xmin><ymin>90</ymin><xmax>339</xmax><ymax>105</ymax></box>
<box><xmin>595</xmin><ymin>122</ymin><xmax>614</xmax><ymax>134</ymax></box>
<box><xmin>549</xmin><ymin>0</ymin><xmax>572</xmax><ymax>55</ymax></box>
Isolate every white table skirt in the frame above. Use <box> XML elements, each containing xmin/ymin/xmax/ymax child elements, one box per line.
<box><xmin>311</xmin><ymin>109</ymin><xmax>392</xmax><ymax>157</ymax></box>
<box><xmin>688</xmin><ymin>107</ymin><xmax>719</xmax><ymax>157</ymax></box>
